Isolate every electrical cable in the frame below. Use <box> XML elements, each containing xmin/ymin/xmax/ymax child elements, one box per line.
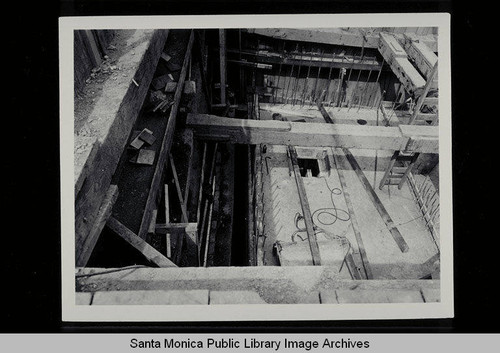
<box><xmin>289</xmin><ymin>177</ymin><xmax>354</xmax><ymax>270</ymax></box>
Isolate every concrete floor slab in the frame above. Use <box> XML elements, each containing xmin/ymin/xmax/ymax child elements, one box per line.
<box><xmin>260</xmin><ymin>145</ymin><xmax>439</xmax><ymax>280</ymax></box>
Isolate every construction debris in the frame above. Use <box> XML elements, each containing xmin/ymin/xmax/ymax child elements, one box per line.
<box><xmin>151</xmin><ymin>73</ymin><xmax>174</xmax><ymax>90</ymax></box>
<box><xmin>161</xmin><ymin>52</ymin><xmax>172</xmax><ymax>62</ymax></box>
<box><xmin>135</xmin><ymin>149</ymin><xmax>156</xmax><ymax>165</ymax></box>
<box><xmin>129</xmin><ymin>128</ymin><xmax>156</xmax><ymax>150</ymax></box>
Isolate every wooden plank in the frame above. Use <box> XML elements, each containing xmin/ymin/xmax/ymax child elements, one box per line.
<box><xmin>166</xmin><ymin>232</ymin><xmax>171</xmax><ymax>258</ymax></box>
<box><xmin>423</xmin><ymin>97</ymin><xmax>439</xmax><ymax>106</ymax></box>
<box><xmin>419</xmin><ymin>253</ymin><xmax>440</xmax><ymax>279</ymax></box>
<box><xmin>137</xmin><ymin>30</ymin><xmax>195</xmax><ymax>239</ymax></box>
<box><xmin>76</xmin><ymin>185</ymin><xmax>119</xmax><ymax>266</ymax></box>
<box><xmin>225</xmin><ymin>48</ymin><xmax>383</xmax><ymax>71</ymax></box>
<box><xmin>246</xmin><ymin>28</ymin><xmax>380</xmax><ymax>49</ymax></box>
<box><xmin>342</xmin><ymin>149</ymin><xmax>409</xmax><ymax>253</ymax></box>
<box><xmin>343</xmin><ymin>252</ymin><xmax>362</xmax><ymax>280</ymax></box>
<box><xmin>156</xmin><ymin>222</ymin><xmax>198</xmax><ymax>233</ymax></box>
<box><xmin>183</xmin><ymin>140</ymin><xmax>195</xmax><ymax>213</ymax></box>
<box><xmin>77</xmin><ymin>266</ymin><xmax>439</xmax><ymax>293</ymax></box>
<box><xmin>416</xmin><ymin>112</ymin><xmax>438</xmax><ymax>122</ymax></box>
<box><xmin>168</xmin><ymin>154</ymin><xmax>189</xmax><ymax>223</ymax></box>
<box><xmin>186</xmin><ymin>113</ymin><xmax>439</xmax><ymax>153</ymax></box>
<box><xmin>219</xmin><ymin>29</ymin><xmax>226</xmax><ymax>105</ymax></box>
<box><xmin>316</xmin><ymin>90</ymin><xmax>334</xmax><ymax>124</ymax></box>
<box><xmin>106</xmin><ymin>216</ymin><xmax>177</xmax><ymax>267</ymax></box>
<box><xmin>331</xmin><ymin>150</ymin><xmax>373</xmax><ymax>279</ymax></box>
<box><xmin>317</xmin><ymin>107</ymin><xmax>409</xmax><ymax>253</ymax></box>
<box><xmin>203</xmin><ymin>175</ymin><xmax>217</xmax><ymax>267</ymax></box>
<box><xmin>148</xmin><ymin>209</ymin><xmax>158</xmax><ymax>234</ymax></box>
<box><xmin>402</xmin><ymin>33</ymin><xmax>438</xmax><ymax>80</ymax></box>
<box><xmin>288</xmin><ymin>146</ymin><xmax>321</xmax><ymax>266</ymax></box>
<box><xmin>400</xmin><ymin>123</ymin><xmax>439</xmax><ymax>153</ymax></box>
<box><xmin>378</xmin><ymin>32</ymin><xmax>426</xmax><ymax>96</ymax></box>
<box><xmin>164</xmin><ymin>184</ymin><xmax>170</xmax><ymax>223</ymax></box>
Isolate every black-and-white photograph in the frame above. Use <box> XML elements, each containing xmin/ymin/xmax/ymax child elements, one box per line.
<box><xmin>60</xmin><ymin>14</ymin><xmax>452</xmax><ymax>321</ymax></box>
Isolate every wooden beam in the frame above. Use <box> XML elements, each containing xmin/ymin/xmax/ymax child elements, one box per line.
<box><xmin>76</xmin><ymin>185</ymin><xmax>119</xmax><ymax>267</ymax></box>
<box><xmin>183</xmin><ymin>142</ymin><xmax>195</xmax><ymax>216</ymax></box>
<box><xmin>378</xmin><ymin>33</ymin><xmax>426</xmax><ymax>96</ymax></box>
<box><xmin>106</xmin><ymin>216</ymin><xmax>177</xmax><ymax>267</ymax></box>
<box><xmin>342</xmin><ymin>149</ymin><xmax>409</xmax><ymax>253</ymax></box>
<box><xmin>137</xmin><ymin>30</ymin><xmax>194</xmax><ymax>239</ymax></box>
<box><xmin>164</xmin><ymin>184</ymin><xmax>170</xmax><ymax>223</ymax></box>
<box><xmin>402</xmin><ymin>33</ymin><xmax>438</xmax><ymax>81</ymax></box>
<box><xmin>225</xmin><ymin>48</ymin><xmax>384</xmax><ymax>71</ymax></box>
<box><xmin>148</xmin><ymin>209</ymin><xmax>158</xmax><ymax>234</ymax></box>
<box><xmin>331</xmin><ymin>150</ymin><xmax>373</xmax><ymax>279</ymax></box>
<box><xmin>186</xmin><ymin>113</ymin><xmax>439</xmax><ymax>153</ymax></box>
<box><xmin>219</xmin><ymin>29</ymin><xmax>226</xmax><ymax>105</ymax></box>
<box><xmin>246</xmin><ymin>28</ymin><xmax>437</xmax><ymax>52</ymax></box>
<box><xmin>246</xmin><ymin>28</ymin><xmax>380</xmax><ymax>49</ymax></box>
<box><xmin>288</xmin><ymin>146</ymin><xmax>322</xmax><ymax>266</ymax></box>
<box><xmin>317</xmin><ymin>90</ymin><xmax>334</xmax><ymax>124</ymax></box>
<box><xmin>318</xmin><ymin>106</ymin><xmax>409</xmax><ymax>253</ymax></box>
<box><xmin>343</xmin><ymin>252</ymin><xmax>363</xmax><ymax>280</ymax></box>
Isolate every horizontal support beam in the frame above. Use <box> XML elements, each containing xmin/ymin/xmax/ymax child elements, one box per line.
<box><xmin>423</xmin><ymin>97</ymin><xmax>439</xmax><ymax>106</ymax></box>
<box><xmin>155</xmin><ymin>222</ymin><xmax>198</xmax><ymax>234</ymax></box>
<box><xmin>245</xmin><ymin>28</ymin><xmax>438</xmax><ymax>52</ymax></box>
<box><xmin>186</xmin><ymin>113</ymin><xmax>439</xmax><ymax>153</ymax></box>
<box><xmin>226</xmin><ymin>49</ymin><xmax>384</xmax><ymax>71</ymax></box>
<box><xmin>246</xmin><ymin>28</ymin><xmax>380</xmax><ymax>49</ymax></box>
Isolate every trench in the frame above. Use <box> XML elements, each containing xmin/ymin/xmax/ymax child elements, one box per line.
<box><xmin>82</xmin><ymin>29</ymin><xmax>439</xmax><ymax>279</ymax></box>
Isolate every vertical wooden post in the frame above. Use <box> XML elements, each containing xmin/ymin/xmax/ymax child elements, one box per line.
<box><xmin>219</xmin><ymin>29</ymin><xmax>226</xmax><ymax>106</ymax></box>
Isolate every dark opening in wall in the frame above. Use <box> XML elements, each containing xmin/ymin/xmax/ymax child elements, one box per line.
<box><xmin>297</xmin><ymin>158</ymin><xmax>320</xmax><ymax>177</ymax></box>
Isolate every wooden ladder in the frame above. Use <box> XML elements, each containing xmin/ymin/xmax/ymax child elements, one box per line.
<box><xmin>409</xmin><ymin>62</ymin><xmax>439</xmax><ymax>126</ymax></box>
<box><xmin>379</xmin><ymin>151</ymin><xmax>420</xmax><ymax>190</ymax></box>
